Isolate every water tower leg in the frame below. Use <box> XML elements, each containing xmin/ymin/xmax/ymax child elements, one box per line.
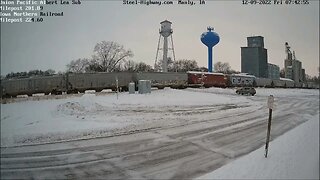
<box><xmin>170</xmin><ymin>35</ymin><xmax>176</xmax><ymax>72</ymax></box>
<box><xmin>208</xmin><ymin>47</ymin><xmax>213</xmax><ymax>72</ymax></box>
<box><xmin>155</xmin><ymin>34</ymin><xmax>161</xmax><ymax>70</ymax></box>
<box><xmin>170</xmin><ymin>35</ymin><xmax>176</xmax><ymax>62</ymax></box>
<box><xmin>162</xmin><ymin>36</ymin><xmax>168</xmax><ymax>72</ymax></box>
<box><xmin>212</xmin><ymin>49</ymin><xmax>214</xmax><ymax>72</ymax></box>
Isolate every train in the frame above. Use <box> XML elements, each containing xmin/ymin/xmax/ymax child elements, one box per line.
<box><xmin>0</xmin><ymin>72</ymin><xmax>187</xmax><ymax>98</ymax></box>
<box><xmin>0</xmin><ymin>71</ymin><xmax>318</xmax><ymax>98</ymax></box>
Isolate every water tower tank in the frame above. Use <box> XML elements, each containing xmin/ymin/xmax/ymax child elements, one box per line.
<box><xmin>201</xmin><ymin>27</ymin><xmax>219</xmax><ymax>48</ymax></box>
<box><xmin>201</xmin><ymin>27</ymin><xmax>220</xmax><ymax>72</ymax></box>
<box><xmin>160</xmin><ymin>20</ymin><xmax>173</xmax><ymax>37</ymax></box>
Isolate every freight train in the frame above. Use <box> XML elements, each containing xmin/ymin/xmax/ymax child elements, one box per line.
<box><xmin>0</xmin><ymin>72</ymin><xmax>187</xmax><ymax>98</ymax></box>
<box><xmin>0</xmin><ymin>71</ymin><xmax>317</xmax><ymax>98</ymax></box>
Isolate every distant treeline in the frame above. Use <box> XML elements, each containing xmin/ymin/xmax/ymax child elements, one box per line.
<box><xmin>3</xmin><ymin>69</ymin><xmax>57</xmax><ymax>79</ymax></box>
<box><xmin>2</xmin><ymin>60</ymin><xmax>238</xmax><ymax>80</ymax></box>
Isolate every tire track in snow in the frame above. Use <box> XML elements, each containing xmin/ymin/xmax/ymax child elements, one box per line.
<box><xmin>1</xmin><ymin>93</ymin><xmax>318</xmax><ymax>179</ymax></box>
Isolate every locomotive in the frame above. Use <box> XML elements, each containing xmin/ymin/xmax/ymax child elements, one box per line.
<box><xmin>0</xmin><ymin>71</ymin><xmax>317</xmax><ymax>98</ymax></box>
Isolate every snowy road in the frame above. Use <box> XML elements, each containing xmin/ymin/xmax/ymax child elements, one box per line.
<box><xmin>1</xmin><ymin>88</ymin><xmax>318</xmax><ymax>179</ymax></box>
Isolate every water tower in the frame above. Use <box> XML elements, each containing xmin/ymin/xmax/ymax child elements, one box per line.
<box><xmin>155</xmin><ymin>20</ymin><xmax>176</xmax><ymax>72</ymax></box>
<box><xmin>201</xmin><ymin>27</ymin><xmax>220</xmax><ymax>72</ymax></box>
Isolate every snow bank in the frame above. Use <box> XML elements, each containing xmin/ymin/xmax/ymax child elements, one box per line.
<box><xmin>57</xmin><ymin>94</ymin><xmax>104</xmax><ymax>116</ymax></box>
<box><xmin>197</xmin><ymin>114</ymin><xmax>319</xmax><ymax>180</ymax></box>
<box><xmin>79</xmin><ymin>93</ymin><xmax>97</xmax><ymax>109</ymax></box>
<box><xmin>95</xmin><ymin>88</ymin><xmax>248</xmax><ymax>107</ymax></box>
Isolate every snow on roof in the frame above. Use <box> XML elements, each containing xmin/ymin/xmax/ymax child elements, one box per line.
<box><xmin>280</xmin><ymin>78</ymin><xmax>294</xmax><ymax>82</ymax></box>
<box><xmin>187</xmin><ymin>71</ymin><xmax>225</xmax><ymax>75</ymax></box>
<box><xmin>230</xmin><ymin>73</ymin><xmax>256</xmax><ymax>78</ymax></box>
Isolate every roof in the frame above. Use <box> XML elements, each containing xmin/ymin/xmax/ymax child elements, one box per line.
<box><xmin>230</xmin><ymin>73</ymin><xmax>256</xmax><ymax>78</ymax></box>
<box><xmin>247</xmin><ymin>36</ymin><xmax>264</xmax><ymax>38</ymax></box>
<box><xmin>280</xmin><ymin>78</ymin><xmax>294</xmax><ymax>82</ymax></box>
<box><xmin>187</xmin><ymin>71</ymin><xmax>225</xmax><ymax>75</ymax></box>
<box><xmin>160</xmin><ymin>20</ymin><xmax>172</xmax><ymax>24</ymax></box>
<box><xmin>268</xmin><ymin>63</ymin><xmax>279</xmax><ymax>67</ymax></box>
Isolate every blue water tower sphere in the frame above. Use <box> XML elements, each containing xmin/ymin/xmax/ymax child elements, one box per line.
<box><xmin>201</xmin><ymin>27</ymin><xmax>220</xmax><ymax>72</ymax></box>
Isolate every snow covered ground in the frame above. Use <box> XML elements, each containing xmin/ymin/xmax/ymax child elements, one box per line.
<box><xmin>197</xmin><ymin>112</ymin><xmax>319</xmax><ymax>180</ymax></box>
<box><xmin>0</xmin><ymin>87</ymin><xmax>318</xmax><ymax>179</ymax></box>
<box><xmin>1</xmin><ymin>88</ymin><xmax>318</xmax><ymax>148</ymax></box>
<box><xmin>1</xmin><ymin>88</ymin><xmax>251</xmax><ymax>147</ymax></box>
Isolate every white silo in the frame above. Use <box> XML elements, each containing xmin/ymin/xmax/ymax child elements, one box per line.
<box><xmin>155</xmin><ymin>20</ymin><xmax>176</xmax><ymax>72</ymax></box>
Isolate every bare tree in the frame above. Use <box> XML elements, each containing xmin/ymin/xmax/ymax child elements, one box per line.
<box><xmin>214</xmin><ymin>62</ymin><xmax>231</xmax><ymax>74</ymax></box>
<box><xmin>93</xmin><ymin>41</ymin><xmax>133</xmax><ymax>72</ymax></box>
<box><xmin>154</xmin><ymin>61</ymin><xmax>162</xmax><ymax>72</ymax></box>
<box><xmin>44</xmin><ymin>69</ymin><xmax>56</xmax><ymax>75</ymax></box>
<box><xmin>198</xmin><ymin>67</ymin><xmax>208</xmax><ymax>72</ymax></box>
<box><xmin>5</xmin><ymin>69</ymin><xmax>57</xmax><ymax>79</ymax></box>
<box><xmin>122</xmin><ymin>60</ymin><xmax>153</xmax><ymax>72</ymax></box>
<box><xmin>122</xmin><ymin>60</ymin><xmax>136</xmax><ymax>72</ymax></box>
<box><xmin>67</xmin><ymin>58</ymin><xmax>90</xmax><ymax>73</ymax></box>
<box><xmin>155</xmin><ymin>57</ymin><xmax>174</xmax><ymax>72</ymax></box>
<box><xmin>170</xmin><ymin>59</ymin><xmax>198</xmax><ymax>72</ymax></box>
<box><xmin>135</xmin><ymin>62</ymin><xmax>153</xmax><ymax>72</ymax></box>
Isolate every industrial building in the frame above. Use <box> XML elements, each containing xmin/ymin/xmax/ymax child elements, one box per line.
<box><xmin>268</xmin><ymin>63</ymin><xmax>280</xmax><ymax>79</ymax></box>
<box><xmin>284</xmin><ymin>42</ymin><xmax>306</xmax><ymax>83</ymax></box>
<box><xmin>241</xmin><ymin>36</ymin><xmax>268</xmax><ymax>78</ymax></box>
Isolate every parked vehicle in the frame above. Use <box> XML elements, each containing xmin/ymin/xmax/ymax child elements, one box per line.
<box><xmin>236</xmin><ymin>87</ymin><xmax>256</xmax><ymax>96</ymax></box>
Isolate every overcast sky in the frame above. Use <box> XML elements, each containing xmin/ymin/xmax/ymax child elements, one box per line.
<box><xmin>1</xmin><ymin>0</ymin><xmax>319</xmax><ymax>76</ymax></box>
